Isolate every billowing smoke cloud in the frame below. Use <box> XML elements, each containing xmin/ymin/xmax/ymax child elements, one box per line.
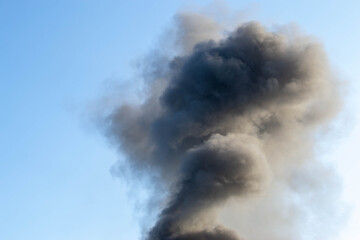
<box><xmin>101</xmin><ymin>13</ymin><xmax>342</xmax><ymax>240</ymax></box>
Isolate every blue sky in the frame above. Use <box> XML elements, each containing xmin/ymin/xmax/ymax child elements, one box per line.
<box><xmin>1</xmin><ymin>1</ymin><xmax>359</xmax><ymax>240</ymax></box>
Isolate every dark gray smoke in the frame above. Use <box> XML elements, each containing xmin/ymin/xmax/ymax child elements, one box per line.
<box><xmin>102</xmin><ymin>13</ymin><xmax>342</xmax><ymax>240</ymax></box>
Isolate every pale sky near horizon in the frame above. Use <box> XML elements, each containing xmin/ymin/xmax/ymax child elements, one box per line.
<box><xmin>1</xmin><ymin>1</ymin><xmax>360</xmax><ymax>240</ymax></box>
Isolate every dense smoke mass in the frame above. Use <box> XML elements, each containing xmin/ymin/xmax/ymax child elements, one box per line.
<box><xmin>102</xmin><ymin>13</ymin><xmax>342</xmax><ymax>240</ymax></box>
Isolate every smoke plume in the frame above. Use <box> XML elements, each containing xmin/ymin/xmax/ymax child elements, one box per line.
<box><xmin>102</xmin><ymin>13</ymin><xmax>342</xmax><ymax>240</ymax></box>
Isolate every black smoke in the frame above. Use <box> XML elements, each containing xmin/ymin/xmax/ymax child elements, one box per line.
<box><xmin>101</xmin><ymin>14</ymin><xmax>342</xmax><ymax>240</ymax></box>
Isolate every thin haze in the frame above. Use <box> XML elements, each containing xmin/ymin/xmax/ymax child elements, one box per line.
<box><xmin>102</xmin><ymin>13</ymin><xmax>343</xmax><ymax>240</ymax></box>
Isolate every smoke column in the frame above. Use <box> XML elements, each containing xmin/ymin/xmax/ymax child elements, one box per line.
<box><xmin>102</xmin><ymin>13</ymin><xmax>342</xmax><ymax>240</ymax></box>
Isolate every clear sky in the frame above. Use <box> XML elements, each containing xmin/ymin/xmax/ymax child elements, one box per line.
<box><xmin>1</xmin><ymin>0</ymin><xmax>359</xmax><ymax>240</ymax></box>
